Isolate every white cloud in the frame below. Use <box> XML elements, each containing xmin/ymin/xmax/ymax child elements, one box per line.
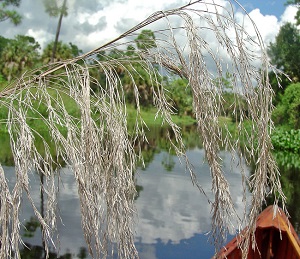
<box><xmin>0</xmin><ymin>0</ymin><xmax>297</xmax><ymax>70</ymax></box>
<box><xmin>246</xmin><ymin>9</ymin><xmax>280</xmax><ymax>45</ymax></box>
<box><xmin>73</xmin><ymin>1</ymin><xmax>297</xmax><ymax>57</ymax></box>
<box><xmin>280</xmin><ymin>5</ymin><xmax>298</xmax><ymax>25</ymax></box>
<box><xmin>27</xmin><ymin>29</ymin><xmax>53</xmax><ymax>51</ymax></box>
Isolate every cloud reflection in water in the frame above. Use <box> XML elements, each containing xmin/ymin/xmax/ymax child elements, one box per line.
<box><xmin>3</xmin><ymin>147</ymin><xmax>250</xmax><ymax>258</ymax></box>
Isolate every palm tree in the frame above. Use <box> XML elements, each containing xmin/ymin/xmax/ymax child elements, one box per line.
<box><xmin>41</xmin><ymin>41</ymin><xmax>73</xmax><ymax>64</ymax></box>
<box><xmin>43</xmin><ymin>0</ymin><xmax>68</xmax><ymax>62</ymax></box>
<box><xmin>0</xmin><ymin>35</ymin><xmax>40</xmax><ymax>81</ymax></box>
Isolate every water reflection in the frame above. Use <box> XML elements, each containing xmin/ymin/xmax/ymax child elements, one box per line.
<box><xmin>3</xmin><ymin>165</ymin><xmax>90</xmax><ymax>258</ymax></box>
<box><xmin>134</xmin><ymin>148</ymin><xmax>249</xmax><ymax>259</ymax></box>
<box><xmin>3</xmin><ymin>145</ymin><xmax>250</xmax><ymax>259</ymax></box>
<box><xmin>2</xmin><ymin>125</ymin><xmax>299</xmax><ymax>258</ymax></box>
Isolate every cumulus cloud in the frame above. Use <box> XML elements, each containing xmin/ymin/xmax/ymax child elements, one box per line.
<box><xmin>280</xmin><ymin>5</ymin><xmax>298</xmax><ymax>24</ymax></box>
<box><xmin>240</xmin><ymin>5</ymin><xmax>298</xmax><ymax>46</ymax></box>
<box><xmin>246</xmin><ymin>9</ymin><xmax>280</xmax><ymax>44</ymax></box>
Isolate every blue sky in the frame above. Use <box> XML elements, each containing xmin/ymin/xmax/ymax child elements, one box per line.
<box><xmin>238</xmin><ymin>0</ymin><xmax>288</xmax><ymax>18</ymax></box>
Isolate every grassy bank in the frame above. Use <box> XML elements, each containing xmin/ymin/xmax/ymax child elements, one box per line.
<box><xmin>0</xmin><ymin>98</ymin><xmax>197</xmax><ymax>134</ymax></box>
<box><xmin>126</xmin><ymin>105</ymin><xmax>196</xmax><ymax>127</ymax></box>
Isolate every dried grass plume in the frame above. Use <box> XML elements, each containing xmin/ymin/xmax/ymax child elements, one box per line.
<box><xmin>0</xmin><ymin>1</ymin><xmax>285</xmax><ymax>258</ymax></box>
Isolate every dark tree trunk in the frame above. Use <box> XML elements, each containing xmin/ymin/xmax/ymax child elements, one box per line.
<box><xmin>51</xmin><ymin>0</ymin><xmax>67</xmax><ymax>63</ymax></box>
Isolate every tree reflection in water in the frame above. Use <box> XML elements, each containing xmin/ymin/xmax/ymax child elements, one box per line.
<box><xmin>20</xmin><ymin>242</ymin><xmax>87</xmax><ymax>259</ymax></box>
<box><xmin>268</xmin><ymin>151</ymin><xmax>300</xmax><ymax>233</ymax></box>
<box><xmin>21</xmin><ymin>218</ymin><xmax>87</xmax><ymax>258</ymax></box>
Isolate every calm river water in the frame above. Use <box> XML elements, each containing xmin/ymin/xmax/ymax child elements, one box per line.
<box><xmin>3</xmin><ymin>147</ymin><xmax>250</xmax><ymax>259</ymax></box>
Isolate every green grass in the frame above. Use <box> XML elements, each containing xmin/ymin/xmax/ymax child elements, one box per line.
<box><xmin>0</xmin><ymin>98</ymin><xmax>196</xmax><ymax>135</ymax></box>
<box><xmin>126</xmin><ymin>105</ymin><xmax>196</xmax><ymax>126</ymax></box>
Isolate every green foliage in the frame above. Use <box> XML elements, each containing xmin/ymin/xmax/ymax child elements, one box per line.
<box><xmin>135</xmin><ymin>30</ymin><xmax>156</xmax><ymax>50</ymax></box>
<box><xmin>0</xmin><ymin>35</ymin><xmax>40</xmax><ymax>81</ymax></box>
<box><xmin>273</xmin><ymin>150</ymin><xmax>300</xmax><ymax>170</ymax></box>
<box><xmin>0</xmin><ymin>35</ymin><xmax>84</xmax><ymax>85</ymax></box>
<box><xmin>271</xmin><ymin>129</ymin><xmax>300</xmax><ymax>153</ymax></box>
<box><xmin>0</xmin><ymin>0</ymin><xmax>22</xmax><ymax>25</ymax></box>
<box><xmin>267</xmin><ymin>22</ymin><xmax>300</xmax><ymax>104</ymax></box>
<box><xmin>0</xmin><ymin>73</ymin><xmax>6</xmax><ymax>85</ymax></box>
<box><xmin>0</xmin><ymin>103</ymin><xmax>8</xmax><ymax>122</ymax></box>
<box><xmin>268</xmin><ymin>71</ymin><xmax>291</xmax><ymax>105</ymax></box>
<box><xmin>214</xmin><ymin>72</ymin><xmax>234</xmax><ymax>90</ymax></box>
<box><xmin>0</xmin><ymin>35</ymin><xmax>11</xmax><ymax>55</ymax></box>
<box><xmin>213</xmin><ymin>73</ymin><xmax>249</xmax><ymax>122</ymax></box>
<box><xmin>41</xmin><ymin>41</ymin><xmax>73</xmax><ymax>63</ymax></box>
<box><xmin>23</xmin><ymin>216</ymin><xmax>40</xmax><ymax>238</ymax></box>
<box><xmin>218</xmin><ymin>92</ymin><xmax>249</xmax><ymax>123</ymax></box>
<box><xmin>272</xmin><ymin>83</ymin><xmax>300</xmax><ymax>129</ymax></box>
<box><xmin>268</xmin><ymin>23</ymin><xmax>300</xmax><ymax>83</ymax></box>
<box><xmin>166</xmin><ymin>77</ymin><xmax>193</xmax><ymax>116</ymax></box>
<box><xmin>122</xmin><ymin>59</ymin><xmax>156</xmax><ymax>106</ymax></box>
<box><xmin>69</xmin><ymin>42</ymin><xmax>83</xmax><ymax>57</ymax></box>
<box><xmin>0</xmin><ymin>133</ymin><xmax>14</xmax><ymax>165</ymax></box>
<box><xmin>108</xmin><ymin>46</ymin><xmax>156</xmax><ymax>106</ymax></box>
<box><xmin>286</xmin><ymin>0</ymin><xmax>300</xmax><ymax>4</ymax></box>
<box><xmin>90</xmin><ymin>35</ymin><xmax>160</xmax><ymax>107</ymax></box>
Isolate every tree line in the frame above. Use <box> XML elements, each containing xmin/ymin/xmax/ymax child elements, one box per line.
<box><xmin>1</xmin><ymin>0</ymin><xmax>299</xmax><ymax>128</ymax></box>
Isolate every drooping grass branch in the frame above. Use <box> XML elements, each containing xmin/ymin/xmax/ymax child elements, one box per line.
<box><xmin>0</xmin><ymin>1</ymin><xmax>285</xmax><ymax>258</ymax></box>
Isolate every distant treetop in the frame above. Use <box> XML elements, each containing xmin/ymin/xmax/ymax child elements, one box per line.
<box><xmin>0</xmin><ymin>0</ymin><xmax>22</xmax><ymax>25</ymax></box>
